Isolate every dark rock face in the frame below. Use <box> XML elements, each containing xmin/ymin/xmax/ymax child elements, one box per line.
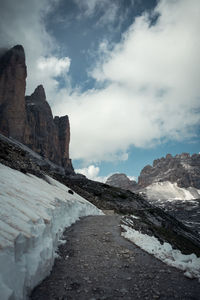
<box><xmin>106</xmin><ymin>173</ymin><xmax>137</xmax><ymax>192</ymax></box>
<box><xmin>0</xmin><ymin>45</ymin><xmax>27</xmax><ymax>141</ymax></box>
<box><xmin>0</xmin><ymin>45</ymin><xmax>73</xmax><ymax>172</ymax></box>
<box><xmin>54</xmin><ymin>115</ymin><xmax>71</xmax><ymax>169</ymax></box>
<box><xmin>138</xmin><ymin>153</ymin><xmax>200</xmax><ymax>189</ymax></box>
<box><xmin>25</xmin><ymin>85</ymin><xmax>73</xmax><ymax>171</ymax></box>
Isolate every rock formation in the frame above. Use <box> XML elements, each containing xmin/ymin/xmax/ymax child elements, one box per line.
<box><xmin>0</xmin><ymin>45</ymin><xmax>73</xmax><ymax>173</ymax></box>
<box><xmin>138</xmin><ymin>153</ymin><xmax>200</xmax><ymax>189</ymax></box>
<box><xmin>25</xmin><ymin>85</ymin><xmax>72</xmax><ymax>170</ymax></box>
<box><xmin>0</xmin><ymin>45</ymin><xmax>27</xmax><ymax>141</ymax></box>
<box><xmin>106</xmin><ymin>153</ymin><xmax>200</xmax><ymax>191</ymax></box>
<box><xmin>106</xmin><ymin>173</ymin><xmax>137</xmax><ymax>191</ymax></box>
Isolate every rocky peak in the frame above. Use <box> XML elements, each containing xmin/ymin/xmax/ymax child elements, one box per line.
<box><xmin>0</xmin><ymin>45</ymin><xmax>27</xmax><ymax>141</ymax></box>
<box><xmin>27</xmin><ymin>85</ymin><xmax>46</xmax><ymax>103</ymax></box>
<box><xmin>0</xmin><ymin>45</ymin><xmax>26</xmax><ymax>71</ymax></box>
<box><xmin>106</xmin><ymin>173</ymin><xmax>137</xmax><ymax>191</ymax></box>
<box><xmin>54</xmin><ymin>115</ymin><xmax>70</xmax><ymax>162</ymax></box>
<box><xmin>0</xmin><ymin>45</ymin><xmax>73</xmax><ymax>173</ymax></box>
<box><xmin>138</xmin><ymin>153</ymin><xmax>200</xmax><ymax>189</ymax></box>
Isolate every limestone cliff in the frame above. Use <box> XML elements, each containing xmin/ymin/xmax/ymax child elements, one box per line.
<box><xmin>0</xmin><ymin>45</ymin><xmax>73</xmax><ymax>173</ymax></box>
<box><xmin>138</xmin><ymin>153</ymin><xmax>200</xmax><ymax>189</ymax></box>
<box><xmin>0</xmin><ymin>45</ymin><xmax>27</xmax><ymax>141</ymax></box>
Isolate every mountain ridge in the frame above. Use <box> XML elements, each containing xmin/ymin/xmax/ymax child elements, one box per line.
<box><xmin>106</xmin><ymin>152</ymin><xmax>200</xmax><ymax>191</ymax></box>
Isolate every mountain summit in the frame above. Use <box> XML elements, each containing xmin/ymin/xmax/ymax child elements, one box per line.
<box><xmin>0</xmin><ymin>45</ymin><xmax>73</xmax><ymax>173</ymax></box>
<box><xmin>106</xmin><ymin>173</ymin><xmax>137</xmax><ymax>191</ymax></box>
<box><xmin>138</xmin><ymin>153</ymin><xmax>200</xmax><ymax>189</ymax></box>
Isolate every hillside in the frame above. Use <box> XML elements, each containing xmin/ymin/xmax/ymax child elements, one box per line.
<box><xmin>1</xmin><ymin>133</ymin><xmax>200</xmax><ymax>299</ymax></box>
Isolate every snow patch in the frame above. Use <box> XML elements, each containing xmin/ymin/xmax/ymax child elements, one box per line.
<box><xmin>181</xmin><ymin>162</ymin><xmax>192</xmax><ymax>170</ymax></box>
<box><xmin>121</xmin><ymin>225</ymin><xmax>200</xmax><ymax>281</ymax></box>
<box><xmin>0</xmin><ymin>163</ymin><xmax>103</xmax><ymax>300</ymax></box>
<box><xmin>143</xmin><ymin>181</ymin><xmax>200</xmax><ymax>201</ymax></box>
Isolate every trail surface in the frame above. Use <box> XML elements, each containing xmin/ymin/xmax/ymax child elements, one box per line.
<box><xmin>31</xmin><ymin>216</ymin><xmax>200</xmax><ymax>300</ymax></box>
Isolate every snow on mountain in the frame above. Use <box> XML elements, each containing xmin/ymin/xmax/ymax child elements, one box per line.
<box><xmin>141</xmin><ymin>181</ymin><xmax>200</xmax><ymax>236</ymax></box>
<box><xmin>142</xmin><ymin>181</ymin><xmax>200</xmax><ymax>201</ymax></box>
<box><xmin>138</xmin><ymin>153</ymin><xmax>200</xmax><ymax>190</ymax></box>
<box><xmin>0</xmin><ymin>163</ymin><xmax>103</xmax><ymax>300</ymax></box>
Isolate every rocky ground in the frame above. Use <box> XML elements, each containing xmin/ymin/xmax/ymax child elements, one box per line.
<box><xmin>30</xmin><ymin>215</ymin><xmax>200</xmax><ymax>300</ymax></box>
<box><xmin>148</xmin><ymin>198</ymin><xmax>200</xmax><ymax>237</ymax></box>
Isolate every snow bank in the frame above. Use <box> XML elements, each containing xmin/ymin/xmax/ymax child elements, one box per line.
<box><xmin>121</xmin><ymin>225</ymin><xmax>200</xmax><ymax>281</ymax></box>
<box><xmin>0</xmin><ymin>163</ymin><xmax>103</xmax><ymax>300</ymax></box>
<box><xmin>143</xmin><ymin>181</ymin><xmax>200</xmax><ymax>201</ymax></box>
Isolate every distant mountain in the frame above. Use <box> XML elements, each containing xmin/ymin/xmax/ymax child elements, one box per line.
<box><xmin>138</xmin><ymin>153</ymin><xmax>200</xmax><ymax>189</ymax></box>
<box><xmin>107</xmin><ymin>153</ymin><xmax>200</xmax><ymax>192</ymax></box>
<box><xmin>106</xmin><ymin>173</ymin><xmax>137</xmax><ymax>191</ymax></box>
<box><xmin>0</xmin><ymin>45</ymin><xmax>73</xmax><ymax>173</ymax></box>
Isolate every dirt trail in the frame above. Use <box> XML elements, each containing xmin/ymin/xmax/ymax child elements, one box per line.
<box><xmin>31</xmin><ymin>215</ymin><xmax>200</xmax><ymax>300</ymax></box>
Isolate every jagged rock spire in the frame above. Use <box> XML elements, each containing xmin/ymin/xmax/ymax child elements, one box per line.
<box><xmin>0</xmin><ymin>45</ymin><xmax>73</xmax><ymax>172</ymax></box>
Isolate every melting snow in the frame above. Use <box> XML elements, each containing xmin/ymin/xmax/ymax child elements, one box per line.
<box><xmin>143</xmin><ymin>181</ymin><xmax>200</xmax><ymax>201</ymax></box>
<box><xmin>181</xmin><ymin>162</ymin><xmax>192</xmax><ymax>170</ymax></box>
<box><xmin>0</xmin><ymin>163</ymin><xmax>103</xmax><ymax>300</ymax></box>
<box><xmin>121</xmin><ymin>225</ymin><xmax>200</xmax><ymax>281</ymax></box>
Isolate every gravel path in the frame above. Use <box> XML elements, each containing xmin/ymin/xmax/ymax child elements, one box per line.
<box><xmin>31</xmin><ymin>215</ymin><xmax>200</xmax><ymax>300</ymax></box>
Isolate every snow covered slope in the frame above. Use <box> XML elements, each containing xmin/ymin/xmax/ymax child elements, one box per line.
<box><xmin>141</xmin><ymin>181</ymin><xmax>200</xmax><ymax>236</ymax></box>
<box><xmin>0</xmin><ymin>163</ymin><xmax>103</xmax><ymax>300</ymax></box>
<box><xmin>142</xmin><ymin>181</ymin><xmax>200</xmax><ymax>201</ymax></box>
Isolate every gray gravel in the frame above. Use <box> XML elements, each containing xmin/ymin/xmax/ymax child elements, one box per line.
<box><xmin>30</xmin><ymin>215</ymin><xmax>200</xmax><ymax>300</ymax></box>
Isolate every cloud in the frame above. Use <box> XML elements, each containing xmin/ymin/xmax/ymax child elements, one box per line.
<box><xmin>37</xmin><ymin>56</ymin><xmax>70</xmax><ymax>76</ymax></box>
<box><xmin>52</xmin><ymin>0</ymin><xmax>200</xmax><ymax>162</ymax></box>
<box><xmin>75</xmin><ymin>165</ymin><xmax>137</xmax><ymax>182</ymax></box>
<box><xmin>1</xmin><ymin>0</ymin><xmax>199</xmax><ymax>165</ymax></box>
<box><xmin>74</xmin><ymin>0</ymin><xmax>125</xmax><ymax>27</ymax></box>
<box><xmin>74</xmin><ymin>0</ymin><xmax>100</xmax><ymax>16</ymax></box>
<box><xmin>75</xmin><ymin>165</ymin><xmax>109</xmax><ymax>182</ymax></box>
<box><xmin>0</xmin><ymin>0</ymin><xmax>70</xmax><ymax>95</ymax></box>
<box><xmin>33</xmin><ymin>56</ymin><xmax>71</xmax><ymax>95</ymax></box>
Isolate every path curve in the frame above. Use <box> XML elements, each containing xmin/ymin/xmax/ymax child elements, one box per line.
<box><xmin>31</xmin><ymin>215</ymin><xmax>200</xmax><ymax>300</ymax></box>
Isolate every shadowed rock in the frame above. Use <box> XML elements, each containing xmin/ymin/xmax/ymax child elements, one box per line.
<box><xmin>0</xmin><ymin>45</ymin><xmax>27</xmax><ymax>141</ymax></box>
<box><xmin>0</xmin><ymin>45</ymin><xmax>73</xmax><ymax>172</ymax></box>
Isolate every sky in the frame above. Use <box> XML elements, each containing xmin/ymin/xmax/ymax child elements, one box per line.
<box><xmin>0</xmin><ymin>0</ymin><xmax>200</xmax><ymax>182</ymax></box>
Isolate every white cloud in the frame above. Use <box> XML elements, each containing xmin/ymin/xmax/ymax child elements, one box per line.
<box><xmin>37</xmin><ymin>56</ymin><xmax>70</xmax><ymax>76</ymax></box>
<box><xmin>52</xmin><ymin>0</ymin><xmax>200</xmax><ymax>162</ymax></box>
<box><xmin>0</xmin><ymin>0</ymin><xmax>70</xmax><ymax>96</ymax></box>
<box><xmin>74</xmin><ymin>0</ymin><xmax>121</xmax><ymax>26</ymax></box>
<box><xmin>32</xmin><ymin>56</ymin><xmax>71</xmax><ymax>96</ymax></box>
<box><xmin>76</xmin><ymin>164</ymin><xmax>99</xmax><ymax>178</ymax></box>
<box><xmin>1</xmin><ymin>0</ymin><xmax>200</xmax><ymax>165</ymax></box>
<box><xmin>75</xmin><ymin>165</ymin><xmax>109</xmax><ymax>182</ymax></box>
<box><xmin>74</xmin><ymin>0</ymin><xmax>99</xmax><ymax>16</ymax></box>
